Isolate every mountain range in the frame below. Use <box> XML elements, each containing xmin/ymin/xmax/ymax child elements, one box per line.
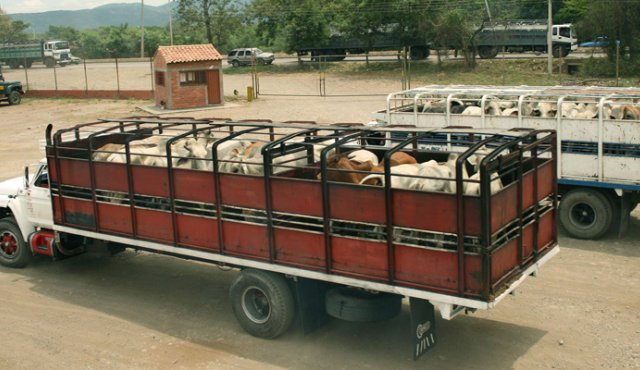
<box><xmin>9</xmin><ymin>3</ymin><xmax>172</xmax><ymax>33</ymax></box>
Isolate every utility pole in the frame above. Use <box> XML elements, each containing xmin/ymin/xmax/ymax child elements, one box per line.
<box><xmin>140</xmin><ymin>0</ymin><xmax>145</xmax><ymax>58</ymax></box>
<box><xmin>169</xmin><ymin>0</ymin><xmax>174</xmax><ymax>45</ymax></box>
<box><xmin>547</xmin><ymin>0</ymin><xmax>552</xmax><ymax>74</ymax></box>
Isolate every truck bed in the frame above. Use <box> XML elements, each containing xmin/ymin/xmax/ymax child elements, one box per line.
<box><xmin>46</xmin><ymin>118</ymin><xmax>558</xmax><ymax>308</ymax></box>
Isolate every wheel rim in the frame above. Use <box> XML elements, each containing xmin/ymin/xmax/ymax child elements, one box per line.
<box><xmin>0</xmin><ymin>230</ymin><xmax>19</xmax><ymax>259</ymax></box>
<box><xmin>569</xmin><ymin>202</ymin><xmax>597</xmax><ymax>229</ymax></box>
<box><xmin>241</xmin><ymin>287</ymin><xmax>271</xmax><ymax>324</ymax></box>
<box><xmin>9</xmin><ymin>93</ymin><xmax>19</xmax><ymax>104</ymax></box>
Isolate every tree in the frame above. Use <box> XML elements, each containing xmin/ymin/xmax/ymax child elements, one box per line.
<box><xmin>0</xmin><ymin>8</ymin><xmax>30</xmax><ymax>44</ymax></box>
<box><xmin>176</xmin><ymin>0</ymin><xmax>242</xmax><ymax>51</ymax></box>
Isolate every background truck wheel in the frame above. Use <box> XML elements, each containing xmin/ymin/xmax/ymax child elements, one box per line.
<box><xmin>325</xmin><ymin>286</ymin><xmax>402</xmax><ymax>322</ymax></box>
<box><xmin>552</xmin><ymin>46</ymin><xmax>568</xmax><ymax>58</ymax></box>
<box><xmin>478</xmin><ymin>46</ymin><xmax>499</xmax><ymax>59</ymax></box>
<box><xmin>229</xmin><ymin>269</ymin><xmax>295</xmax><ymax>339</ymax></box>
<box><xmin>8</xmin><ymin>60</ymin><xmax>21</xmax><ymax>69</ymax></box>
<box><xmin>559</xmin><ymin>189</ymin><xmax>614</xmax><ymax>239</ymax></box>
<box><xmin>8</xmin><ymin>91</ymin><xmax>21</xmax><ymax>105</ymax></box>
<box><xmin>0</xmin><ymin>218</ymin><xmax>31</xmax><ymax>268</ymax></box>
<box><xmin>231</xmin><ymin>60</ymin><xmax>239</xmax><ymax>67</ymax></box>
<box><xmin>45</xmin><ymin>58</ymin><xmax>55</xmax><ymax>68</ymax></box>
<box><xmin>410</xmin><ymin>46</ymin><xmax>430</xmax><ymax>60</ymax></box>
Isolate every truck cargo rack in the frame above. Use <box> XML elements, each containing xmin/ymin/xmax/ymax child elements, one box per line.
<box><xmin>46</xmin><ymin>117</ymin><xmax>558</xmax><ymax>316</ymax></box>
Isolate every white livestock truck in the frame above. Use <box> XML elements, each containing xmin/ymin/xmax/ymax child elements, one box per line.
<box><xmin>371</xmin><ymin>85</ymin><xmax>640</xmax><ymax>239</ymax></box>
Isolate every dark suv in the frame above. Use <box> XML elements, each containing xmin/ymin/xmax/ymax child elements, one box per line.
<box><xmin>0</xmin><ymin>66</ymin><xmax>23</xmax><ymax>105</ymax></box>
<box><xmin>227</xmin><ymin>48</ymin><xmax>275</xmax><ymax>67</ymax></box>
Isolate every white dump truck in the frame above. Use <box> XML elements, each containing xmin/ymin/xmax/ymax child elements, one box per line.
<box><xmin>371</xmin><ymin>85</ymin><xmax>640</xmax><ymax>239</ymax></box>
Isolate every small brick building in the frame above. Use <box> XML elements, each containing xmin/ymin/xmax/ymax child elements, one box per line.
<box><xmin>153</xmin><ymin>44</ymin><xmax>224</xmax><ymax>110</ymax></box>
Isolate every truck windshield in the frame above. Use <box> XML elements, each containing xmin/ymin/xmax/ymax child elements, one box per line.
<box><xmin>54</xmin><ymin>42</ymin><xmax>69</xmax><ymax>49</ymax></box>
<box><xmin>559</xmin><ymin>27</ymin><xmax>572</xmax><ymax>38</ymax></box>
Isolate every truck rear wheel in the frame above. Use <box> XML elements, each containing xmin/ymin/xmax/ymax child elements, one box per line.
<box><xmin>478</xmin><ymin>46</ymin><xmax>499</xmax><ymax>59</ymax></box>
<box><xmin>559</xmin><ymin>189</ymin><xmax>614</xmax><ymax>239</ymax></box>
<box><xmin>325</xmin><ymin>286</ymin><xmax>402</xmax><ymax>322</ymax></box>
<box><xmin>8</xmin><ymin>91</ymin><xmax>21</xmax><ymax>105</ymax></box>
<box><xmin>410</xmin><ymin>46</ymin><xmax>430</xmax><ymax>60</ymax></box>
<box><xmin>0</xmin><ymin>218</ymin><xmax>31</xmax><ymax>268</ymax></box>
<box><xmin>229</xmin><ymin>269</ymin><xmax>295</xmax><ymax>339</ymax></box>
<box><xmin>8</xmin><ymin>60</ymin><xmax>20</xmax><ymax>69</ymax></box>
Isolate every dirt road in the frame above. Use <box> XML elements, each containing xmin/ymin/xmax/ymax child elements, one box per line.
<box><xmin>0</xmin><ymin>97</ymin><xmax>638</xmax><ymax>369</ymax></box>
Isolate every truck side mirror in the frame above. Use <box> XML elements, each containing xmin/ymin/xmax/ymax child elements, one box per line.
<box><xmin>24</xmin><ymin>166</ymin><xmax>29</xmax><ymax>189</ymax></box>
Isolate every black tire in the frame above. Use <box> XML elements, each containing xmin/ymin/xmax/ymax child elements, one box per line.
<box><xmin>410</xmin><ymin>46</ymin><xmax>430</xmax><ymax>60</ymax></box>
<box><xmin>231</xmin><ymin>60</ymin><xmax>240</xmax><ymax>68</ymax></box>
<box><xmin>559</xmin><ymin>189</ymin><xmax>614</xmax><ymax>239</ymax></box>
<box><xmin>0</xmin><ymin>218</ymin><xmax>31</xmax><ymax>268</ymax></box>
<box><xmin>45</xmin><ymin>58</ymin><xmax>55</xmax><ymax>68</ymax></box>
<box><xmin>325</xmin><ymin>286</ymin><xmax>402</xmax><ymax>322</ymax></box>
<box><xmin>8</xmin><ymin>60</ymin><xmax>20</xmax><ymax>69</ymax></box>
<box><xmin>25</xmin><ymin>60</ymin><xmax>33</xmax><ymax>68</ymax></box>
<box><xmin>229</xmin><ymin>269</ymin><xmax>296</xmax><ymax>339</ymax></box>
<box><xmin>478</xmin><ymin>46</ymin><xmax>499</xmax><ymax>59</ymax></box>
<box><xmin>8</xmin><ymin>90</ymin><xmax>21</xmax><ymax>105</ymax></box>
<box><xmin>257</xmin><ymin>58</ymin><xmax>266</xmax><ymax>65</ymax></box>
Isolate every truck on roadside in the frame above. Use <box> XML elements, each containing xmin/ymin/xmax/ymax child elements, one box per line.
<box><xmin>0</xmin><ymin>40</ymin><xmax>72</xmax><ymax>69</ymax></box>
<box><xmin>0</xmin><ymin>65</ymin><xmax>24</xmax><ymax>105</ymax></box>
<box><xmin>475</xmin><ymin>20</ymin><xmax>578</xmax><ymax>59</ymax></box>
<box><xmin>371</xmin><ymin>85</ymin><xmax>640</xmax><ymax>239</ymax></box>
<box><xmin>0</xmin><ymin>117</ymin><xmax>559</xmax><ymax>359</ymax></box>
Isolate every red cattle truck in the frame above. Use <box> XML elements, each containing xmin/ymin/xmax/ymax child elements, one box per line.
<box><xmin>0</xmin><ymin>117</ymin><xmax>559</xmax><ymax>359</ymax></box>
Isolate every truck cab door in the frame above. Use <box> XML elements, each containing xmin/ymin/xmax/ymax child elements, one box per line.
<box><xmin>20</xmin><ymin>164</ymin><xmax>54</xmax><ymax>229</ymax></box>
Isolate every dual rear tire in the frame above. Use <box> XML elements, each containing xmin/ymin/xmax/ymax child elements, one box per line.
<box><xmin>559</xmin><ymin>189</ymin><xmax>616</xmax><ymax>239</ymax></box>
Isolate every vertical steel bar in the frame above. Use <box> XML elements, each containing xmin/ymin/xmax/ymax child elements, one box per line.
<box><xmin>83</xmin><ymin>58</ymin><xmax>89</xmax><ymax>98</ymax></box>
<box><xmin>115</xmin><ymin>57</ymin><xmax>121</xmax><ymax>99</ymax></box>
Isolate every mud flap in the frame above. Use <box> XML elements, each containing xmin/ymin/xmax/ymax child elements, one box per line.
<box><xmin>410</xmin><ymin>297</ymin><xmax>437</xmax><ymax>360</ymax></box>
<box><xmin>293</xmin><ymin>277</ymin><xmax>331</xmax><ymax>335</ymax></box>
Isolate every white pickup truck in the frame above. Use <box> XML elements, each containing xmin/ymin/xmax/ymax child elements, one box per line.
<box><xmin>371</xmin><ymin>85</ymin><xmax>640</xmax><ymax>239</ymax></box>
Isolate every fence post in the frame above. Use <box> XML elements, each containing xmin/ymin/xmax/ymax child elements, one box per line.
<box><xmin>23</xmin><ymin>57</ymin><xmax>29</xmax><ymax>91</ymax></box>
<box><xmin>149</xmin><ymin>57</ymin><xmax>154</xmax><ymax>91</ymax></box>
<box><xmin>115</xmin><ymin>57</ymin><xmax>121</xmax><ymax>99</ymax></box>
<box><xmin>53</xmin><ymin>61</ymin><xmax>59</xmax><ymax>97</ymax></box>
<box><xmin>83</xmin><ymin>58</ymin><xmax>89</xmax><ymax>98</ymax></box>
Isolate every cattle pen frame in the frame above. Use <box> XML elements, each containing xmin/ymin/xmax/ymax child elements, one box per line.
<box><xmin>44</xmin><ymin>117</ymin><xmax>559</xmax><ymax>359</ymax></box>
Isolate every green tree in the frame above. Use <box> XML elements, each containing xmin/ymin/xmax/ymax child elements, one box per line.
<box><xmin>176</xmin><ymin>0</ymin><xmax>242</xmax><ymax>51</ymax></box>
<box><xmin>0</xmin><ymin>8</ymin><xmax>30</xmax><ymax>44</ymax></box>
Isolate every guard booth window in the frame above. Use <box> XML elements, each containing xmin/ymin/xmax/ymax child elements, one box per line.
<box><xmin>155</xmin><ymin>72</ymin><xmax>165</xmax><ymax>86</ymax></box>
<box><xmin>180</xmin><ymin>71</ymin><xmax>206</xmax><ymax>86</ymax></box>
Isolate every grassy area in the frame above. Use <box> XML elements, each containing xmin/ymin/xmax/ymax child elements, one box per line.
<box><xmin>225</xmin><ymin>58</ymin><xmax>639</xmax><ymax>88</ymax></box>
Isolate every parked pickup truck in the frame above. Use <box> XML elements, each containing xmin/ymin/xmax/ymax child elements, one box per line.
<box><xmin>0</xmin><ymin>66</ymin><xmax>24</xmax><ymax>105</ymax></box>
<box><xmin>0</xmin><ymin>117</ymin><xmax>558</xmax><ymax>359</ymax></box>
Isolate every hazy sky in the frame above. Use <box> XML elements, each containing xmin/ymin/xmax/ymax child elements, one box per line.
<box><xmin>2</xmin><ymin>1</ymin><xmax>169</xmax><ymax>14</ymax></box>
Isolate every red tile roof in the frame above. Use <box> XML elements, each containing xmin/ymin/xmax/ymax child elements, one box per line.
<box><xmin>155</xmin><ymin>44</ymin><xmax>223</xmax><ymax>64</ymax></box>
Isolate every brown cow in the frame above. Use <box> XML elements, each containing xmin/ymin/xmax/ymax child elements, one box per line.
<box><xmin>318</xmin><ymin>153</ymin><xmax>374</xmax><ymax>183</ymax></box>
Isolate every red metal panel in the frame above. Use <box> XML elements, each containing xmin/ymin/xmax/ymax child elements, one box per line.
<box><xmin>490</xmin><ymin>185</ymin><xmax>518</xmax><ymax>234</ymax></box>
<box><xmin>537</xmin><ymin>210</ymin><xmax>555</xmax><ymax>251</ymax></box>
<box><xmin>522</xmin><ymin>222</ymin><xmax>535</xmax><ymax>260</ymax></box>
<box><xmin>48</xmin><ymin>158</ymin><xmax>58</xmax><ymax>182</ymax></box>
<box><xmin>176</xmin><ymin>214</ymin><xmax>218</xmax><ymax>250</ymax></box>
<box><xmin>394</xmin><ymin>245</ymin><xmax>458</xmax><ymax>291</ymax></box>
<box><xmin>331</xmin><ymin>236</ymin><xmax>388</xmax><ymax>279</ymax></box>
<box><xmin>97</xmin><ymin>203</ymin><xmax>133</xmax><ymax>234</ymax></box>
<box><xmin>135</xmin><ymin>209</ymin><xmax>174</xmax><ymax>243</ymax></box>
<box><xmin>393</xmin><ymin>190</ymin><xmax>456</xmax><ymax>233</ymax></box>
<box><xmin>58</xmin><ymin>159</ymin><xmax>91</xmax><ymax>188</ymax></box>
<box><xmin>219</xmin><ymin>174</ymin><xmax>265</xmax><ymax>208</ymax></box>
<box><xmin>94</xmin><ymin>162</ymin><xmax>129</xmax><ymax>192</ymax></box>
<box><xmin>61</xmin><ymin>198</ymin><xmax>95</xmax><ymax>228</ymax></box>
<box><xmin>271</xmin><ymin>178</ymin><xmax>323</xmax><ymax>217</ymax></box>
<box><xmin>522</xmin><ymin>171</ymin><xmax>535</xmax><ymax>210</ymax></box>
<box><xmin>132</xmin><ymin>165</ymin><xmax>170</xmax><ymax>197</ymax></box>
<box><xmin>491</xmin><ymin>239</ymin><xmax>519</xmax><ymax>283</ymax></box>
<box><xmin>393</xmin><ymin>190</ymin><xmax>482</xmax><ymax>236</ymax></box>
<box><xmin>536</xmin><ymin>161</ymin><xmax>554</xmax><ymax>201</ymax></box>
<box><xmin>173</xmin><ymin>169</ymin><xmax>215</xmax><ymax>203</ymax></box>
<box><xmin>464</xmin><ymin>255</ymin><xmax>483</xmax><ymax>295</ymax></box>
<box><xmin>222</xmin><ymin>221</ymin><xmax>269</xmax><ymax>259</ymax></box>
<box><xmin>329</xmin><ymin>184</ymin><xmax>385</xmax><ymax>224</ymax></box>
<box><xmin>274</xmin><ymin>228</ymin><xmax>325</xmax><ymax>269</ymax></box>
<box><xmin>52</xmin><ymin>195</ymin><xmax>63</xmax><ymax>223</ymax></box>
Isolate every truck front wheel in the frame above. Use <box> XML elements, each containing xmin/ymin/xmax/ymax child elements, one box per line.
<box><xmin>0</xmin><ymin>218</ymin><xmax>31</xmax><ymax>268</ymax></box>
<box><xmin>478</xmin><ymin>46</ymin><xmax>499</xmax><ymax>59</ymax></box>
<box><xmin>559</xmin><ymin>189</ymin><xmax>614</xmax><ymax>239</ymax></box>
<box><xmin>229</xmin><ymin>269</ymin><xmax>295</xmax><ymax>339</ymax></box>
<box><xmin>45</xmin><ymin>58</ymin><xmax>55</xmax><ymax>68</ymax></box>
<box><xmin>8</xmin><ymin>91</ymin><xmax>21</xmax><ymax>105</ymax></box>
